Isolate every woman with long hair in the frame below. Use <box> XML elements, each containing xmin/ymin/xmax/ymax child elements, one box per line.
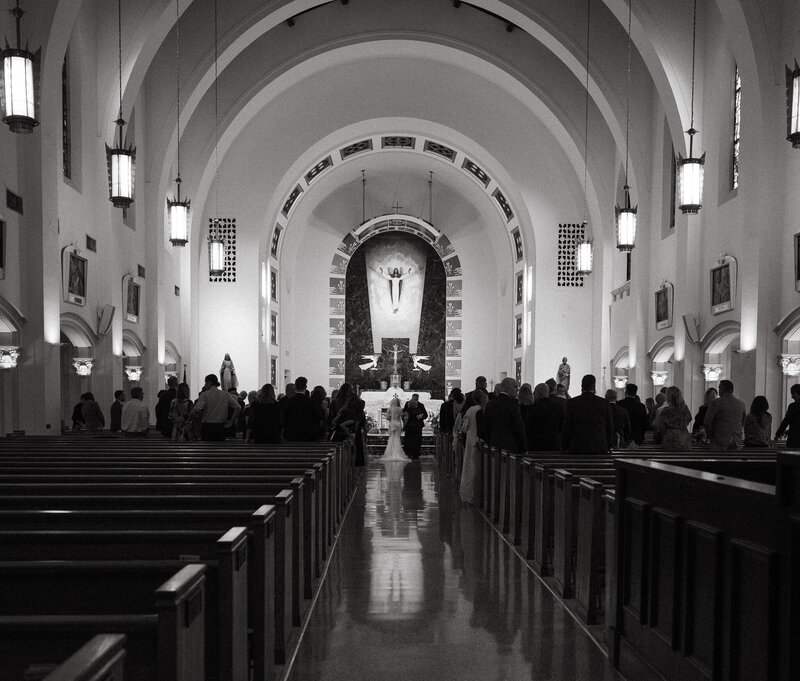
<box><xmin>692</xmin><ymin>387</ymin><xmax>718</xmax><ymax>445</ymax></box>
<box><xmin>459</xmin><ymin>388</ymin><xmax>487</xmax><ymax>504</ymax></box>
<box><xmin>744</xmin><ymin>395</ymin><xmax>772</xmax><ymax>447</ymax></box>
<box><xmin>251</xmin><ymin>383</ymin><xmax>282</xmax><ymax>444</ymax></box>
<box><xmin>659</xmin><ymin>386</ymin><xmax>693</xmax><ymax>451</ymax></box>
<box><xmin>169</xmin><ymin>383</ymin><xmax>194</xmax><ymax>441</ymax></box>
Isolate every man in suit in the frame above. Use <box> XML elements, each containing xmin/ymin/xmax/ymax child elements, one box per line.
<box><xmin>438</xmin><ymin>387</ymin><xmax>462</xmax><ymax>437</ymax></box>
<box><xmin>605</xmin><ymin>389</ymin><xmax>631</xmax><ymax>448</ymax></box>
<box><xmin>482</xmin><ymin>377</ymin><xmax>527</xmax><ymax>453</ymax></box>
<box><xmin>461</xmin><ymin>375</ymin><xmax>490</xmax><ymax>414</ymax></box>
<box><xmin>109</xmin><ymin>390</ymin><xmax>125</xmax><ymax>433</ymax></box>
<box><xmin>704</xmin><ymin>379</ymin><xmax>746</xmax><ymax>450</ymax></box>
<box><xmin>282</xmin><ymin>376</ymin><xmax>319</xmax><ymax>442</ymax></box>
<box><xmin>617</xmin><ymin>383</ymin><xmax>649</xmax><ymax>445</ymax></box>
<box><xmin>562</xmin><ymin>374</ymin><xmax>614</xmax><ymax>453</ymax></box>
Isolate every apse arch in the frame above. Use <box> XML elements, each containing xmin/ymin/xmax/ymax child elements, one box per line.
<box><xmin>0</xmin><ymin>296</ymin><xmax>26</xmax><ymax>335</ymax></box>
<box><xmin>60</xmin><ymin>312</ymin><xmax>97</xmax><ymax>351</ymax></box>
<box><xmin>648</xmin><ymin>335</ymin><xmax>675</xmax><ymax>389</ymax></box>
<box><xmin>328</xmin><ymin>215</ymin><xmax>462</xmax><ymax>395</ymax></box>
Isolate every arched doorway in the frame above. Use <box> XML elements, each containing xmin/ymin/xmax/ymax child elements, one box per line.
<box><xmin>700</xmin><ymin>321</ymin><xmax>752</xmax><ymax>406</ymax></box>
<box><xmin>122</xmin><ymin>330</ymin><xmax>146</xmax><ymax>396</ymax></box>
<box><xmin>60</xmin><ymin>313</ymin><xmax>97</xmax><ymax>431</ymax></box>
<box><xmin>648</xmin><ymin>335</ymin><xmax>675</xmax><ymax>396</ymax></box>
<box><xmin>0</xmin><ymin>296</ymin><xmax>25</xmax><ymax>435</ymax></box>
<box><xmin>774</xmin><ymin>307</ymin><xmax>800</xmax><ymax>414</ymax></box>
<box><xmin>610</xmin><ymin>346</ymin><xmax>630</xmax><ymax>396</ymax></box>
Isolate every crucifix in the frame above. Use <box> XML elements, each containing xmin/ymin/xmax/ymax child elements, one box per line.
<box><xmin>392</xmin><ymin>344</ymin><xmax>399</xmax><ymax>374</ymax></box>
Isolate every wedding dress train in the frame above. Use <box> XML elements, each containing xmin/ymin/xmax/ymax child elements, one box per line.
<box><xmin>380</xmin><ymin>404</ymin><xmax>410</xmax><ymax>462</ymax></box>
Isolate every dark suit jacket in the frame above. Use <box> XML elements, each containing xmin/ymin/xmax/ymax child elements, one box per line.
<box><xmin>110</xmin><ymin>400</ymin><xmax>123</xmax><ymax>432</ymax></box>
<box><xmin>609</xmin><ymin>402</ymin><xmax>631</xmax><ymax>447</ymax></box>
<box><xmin>776</xmin><ymin>401</ymin><xmax>800</xmax><ymax>447</ymax></box>
<box><xmin>524</xmin><ymin>398</ymin><xmax>564</xmax><ymax>451</ymax></box>
<box><xmin>562</xmin><ymin>391</ymin><xmax>614</xmax><ymax>453</ymax></box>
<box><xmin>439</xmin><ymin>399</ymin><xmax>456</xmax><ymax>434</ymax></box>
<box><xmin>282</xmin><ymin>393</ymin><xmax>319</xmax><ymax>442</ymax></box>
<box><xmin>483</xmin><ymin>393</ymin><xmax>527</xmax><ymax>453</ymax></box>
<box><xmin>618</xmin><ymin>396</ymin><xmax>648</xmax><ymax>444</ymax></box>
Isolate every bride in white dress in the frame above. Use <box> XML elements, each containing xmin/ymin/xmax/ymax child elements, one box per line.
<box><xmin>380</xmin><ymin>397</ymin><xmax>410</xmax><ymax>461</ymax></box>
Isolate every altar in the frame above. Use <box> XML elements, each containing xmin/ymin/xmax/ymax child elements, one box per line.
<box><xmin>360</xmin><ymin>387</ymin><xmax>442</xmax><ymax>431</ymax></box>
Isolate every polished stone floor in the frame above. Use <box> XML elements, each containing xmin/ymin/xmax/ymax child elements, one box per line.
<box><xmin>287</xmin><ymin>458</ymin><xmax>623</xmax><ymax>681</ymax></box>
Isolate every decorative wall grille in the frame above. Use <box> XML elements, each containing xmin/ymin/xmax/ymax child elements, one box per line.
<box><xmin>209</xmin><ymin>217</ymin><xmax>237</xmax><ymax>282</ymax></box>
<box><xmin>557</xmin><ymin>223</ymin><xmax>585</xmax><ymax>287</ymax></box>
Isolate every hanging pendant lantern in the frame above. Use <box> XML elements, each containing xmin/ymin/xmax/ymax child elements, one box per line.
<box><xmin>106</xmin><ymin>118</ymin><xmax>135</xmax><ymax>208</ymax></box>
<box><xmin>106</xmin><ymin>0</ymin><xmax>135</xmax><ymax>208</ymax></box>
<box><xmin>677</xmin><ymin>0</ymin><xmax>704</xmax><ymax>215</ymax></box>
<box><xmin>208</xmin><ymin>221</ymin><xmax>225</xmax><ymax>276</ymax></box>
<box><xmin>1</xmin><ymin>0</ymin><xmax>39</xmax><ymax>133</ymax></box>
<box><xmin>786</xmin><ymin>60</ymin><xmax>800</xmax><ymax>148</ymax></box>
<box><xmin>575</xmin><ymin>221</ymin><xmax>593</xmax><ymax>275</ymax></box>
<box><xmin>167</xmin><ymin>0</ymin><xmax>191</xmax><ymax>246</ymax></box>
<box><xmin>677</xmin><ymin>128</ymin><xmax>704</xmax><ymax>214</ymax></box>
<box><xmin>615</xmin><ymin>185</ymin><xmax>637</xmax><ymax>251</ymax></box>
<box><xmin>167</xmin><ymin>176</ymin><xmax>190</xmax><ymax>246</ymax></box>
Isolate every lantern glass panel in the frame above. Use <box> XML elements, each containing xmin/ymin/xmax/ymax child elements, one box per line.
<box><xmin>110</xmin><ymin>151</ymin><xmax>133</xmax><ymax>201</ymax></box>
<box><xmin>4</xmin><ymin>53</ymin><xmax>34</xmax><ymax>118</ymax></box>
<box><xmin>679</xmin><ymin>158</ymin><xmax>704</xmax><ymax>210</ymax></box>
<box><xmin>169</xmin><ymin>203</ymin><xmax>189</xmax><ymax>244</ymax></box>
<box><xmin>617</xmin><ymin>210</ymin><xmax>637</xmax><ymax>250</ymax></box>
<box><xmin>209</xmin><ymin>239</ymin><xmax>225</xmax><ymax>275</ymax></box>
<box><xmin>575</xmin><ymin>241</ymin><xmax>593</xmax><ymax>274</ymax></box>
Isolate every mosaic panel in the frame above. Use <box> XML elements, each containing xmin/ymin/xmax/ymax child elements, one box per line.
<box><xmin>423</xmin><ymin>140</ymin><xmax>456</xmax><ymax>162</ymax></box>
<box><xmin>270</xmin><ymin>224</ymin><xmax>282</xmax><ymax>257</ymax></box>
<box><xmin>208</xmin><ymin>217</ymin><xmax>236</xmax><ymax>282</ymax></box>
<box><xmin>557</xmin><ymin>223</ymin><xmax>586</xmax><ymax>288</ymax></box>
<box><xmin>462</xmin><ymin>158</ymin><xmax>491</xmax><ymax>187</ymax></box>
<box><xmin>512</xmin><ymin>228</ymin><xmax>523</xmax><ymax>262</ymax></box>
<box><xmin>281</xmin><ymin>184</ymin><xmax>303</xmax><ymax>217</ymax></box>
<box><xmin>493</xmin><ymin>188</ymin><xmax>514</xmax><ymax>222</ymax></box>
<box><xmin>443</xmin><ymin>257</ymin><xmax>462</xmax><ymax>277</ymax></box>
<box><xmin>516</xmin><ymin>271</ymin><xmax>524</xmax><ymax>305</ymax></box>
<box><xmin>329</xmin><ymin>277</ymin><xmax>345</xmax><ymax>296</ymax></box>
<box><xmin>445</xmin><ymin>299</ymin><xmax>462</xmax><ymax>318</ymax></box>
<box><xmin>515</xmin><ymin>315</ymin><xmax>523</xmax><ymax>347</ymax></box>
<box><xmin>445</xmin><ymin>339</ymin><xmax>462</xmax><ymax>357</ymax></box>
<box><xmin>305</xmin><ymin>155</ymin><xmax>333</xmax><ymax>184</ymax></box>
<box><xmin>270</xmin><ymin>313</ymin><xmax>277</xmax><ymax>345</ymax></box>
<box><xmin>381</xmin><ymin>135</ymin><xmax>415</xmax><ymax>148</ymax></box>
<box><xmin>446</xmin><ymin>279</ymin><xmax>462</xmax><ymax>298</ymax></box>
<box><xmin>340</xmin><ymin>139</ymin><xmax>372</xmax><ymax>159</ymax></box>
<box><xmin>270</xmin><ymin>356</ymin><xmax>277</xmax><ymax>385</ymax></box>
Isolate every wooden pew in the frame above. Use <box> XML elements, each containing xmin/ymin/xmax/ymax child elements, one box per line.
<box><xmin>0</xmin><ymin>529</ymin><xmax>245</xmax><ymax>681</ymax></box>
<box><xmin>41</xmin><ymin>634</ymin><xmax>127</xmax><ymax>681</ymax></box>
<box><xmin>0</xmin><ymin>565</ymin><xmax>205</xmax><ymax>681</ymax></box>
<box><xmin>612</xmin><ymin>456</ymin><xmax>792</xmax><ymax>681</ymax></box>
<box><xmin>0</xmin><ymin>494</ymin><xmax>290</xmax><ymax>675</ymax></box>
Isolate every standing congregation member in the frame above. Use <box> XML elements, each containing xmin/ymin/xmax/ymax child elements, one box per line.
<box><xmin>121</xmin><ymin>387</ymin><xmax>150</xmax><ymax>436</ymax></box>
<box><xmin>169</xmin><ymin>383</ymin><xmax>194</xmax><ymax>441</ymax></box>
<box><xmin>110</xmin><ymin>390</ymin><xmax>125</xmax><ymax>433</ymax></box>
<box><xmin>482</xmin><ymin>377</ymin><xmax>527</xmax><ymax>453</ymax></box>
<box><xmin>775</xmin><ymin>384</ymin><xmax>800</xmax><ymax>447</ymax></box>
<box><xmin>743</xmin><ymin>395</ymin><xmax>772</xmax><ymax>448</ymax></box>
<box><xmin>605</xmin><ymin>389</ymin><xmax>631</xmax><ymax>448</ymax></box>
<box><xmin>461</xmin><ymin>376</ymin><xmax>490</xmax><ymax>414</ymax></box>
<box><xmin>525</xmin><ymin>383</ymin><xmax>563</xmax><ymax>451</ymax></box>
<box><xmin>618</xmin><ymin>384</ymin><xmax>649</xmax><ymax>445</ymax></box>
<box><xmin>190</xmin><ymin>374</ymin><xmax>241</xmax><ymax>441</ymax></box>
<box><xmin>703</xmin><ymin>379</ymin><xmax>746</xmax><ymax>450</ymax></box>
<box><xmin>71</xmin><ymin>394</ymin><xmax>87</xmax><ymax>431</ymax></box>
<box><xmin>156</xmin><ymin>376</ymin><xmax>178</xmax><ymax>438</ymax></box>
<box><xmin>692</xmin><ymin>387</ymin><xmax>718</xmax><ymax>444</ymax></box>
<box><xmin>562</xmin><ymin>374</ymin><xmax>613</xmax><ymax>453</ymax></box>
<box><xmin>658</xmin><ymin>386</ymin><xmax>693</xmax><ymax>451</ymax></box>
<box><xmin>282</xmin><ymin>376</ymin><xmax>319</xmax><ymax>442</ymax></box>
<box><xmin>459</xmin><ymin>388</ymin><xmax>487</xmax><ymax>504</ymax></box>
<box><xmin>403</xmin><ymin>394</ymin><xmax>428</xmax><ymax>459</ymax></box>
<box><xmin>251</xmin><ymin>384</ymin><xmax>282</xmax><ymax>444</ymax></box>
<box><xmin>81</xmin><ymin>393</ymin><xmax>105</xmax><ymax>432</ymax></box>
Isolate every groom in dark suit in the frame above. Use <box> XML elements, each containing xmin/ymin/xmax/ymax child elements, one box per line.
<box><xmin>562</xmin><ymin>374</ymin><xmax>614</xmax><ymax>453</ymax></box>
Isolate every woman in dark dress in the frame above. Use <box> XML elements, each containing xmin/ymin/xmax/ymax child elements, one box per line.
<box><xmin>402</xmin><ymin>394</ymin><xmax>428</xmax><ymax>459</ymax></box>
<box><xmin>251</xmin><ymin>384</ymin><xmax>282</xmax><ymax>444</ymax></box>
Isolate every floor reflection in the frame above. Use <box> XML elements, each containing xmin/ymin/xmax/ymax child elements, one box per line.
<box><xmin>288</xmin><ymin>459</ymin><xmax>622</xmax><ymax>681</ymax></box>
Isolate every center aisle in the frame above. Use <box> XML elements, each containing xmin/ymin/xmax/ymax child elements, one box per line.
<box><xmin>287</xmin><ymin>458</ymin><xmax>623</xmax><ymax>681</ymax></box>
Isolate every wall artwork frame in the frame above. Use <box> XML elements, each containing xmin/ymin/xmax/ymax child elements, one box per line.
<box><xmin>655</xmin><ymin>282</ymin><xmax>674</xmax><ymax>330</ymax></box>
<box><xmin>65</xmin><ymin>250</ymin><xmax>87</xmax><ymax>306</ymax></box>
<box><xmin>794</xmin><ymin>233</ymin><xmax>800</xmax><ymax>292</ymax></box>
<box><xmin>125</xmin><ymin>278</ymin><xmax>141</xmax><ymax>323</ymax></box>
<box><xmin>710</xmin><ymin>256</ymin><xmax>737</xmax><ymax>315</ymax></box>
